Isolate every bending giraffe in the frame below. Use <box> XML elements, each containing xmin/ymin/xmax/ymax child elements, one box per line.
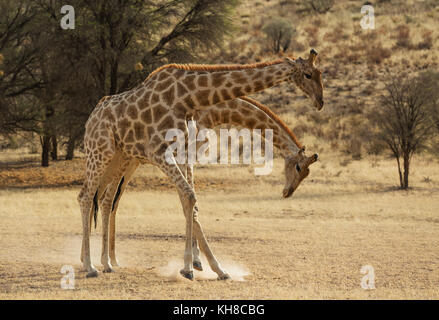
<box><xmin>78</xmin><ymin>49</ymin><xmax>324</xmax><ymax>279</ymax></box>
<box><xmin>96</xmin><ymin>96</ymin><xmax>319</xmax><ymax>275</ymax></box>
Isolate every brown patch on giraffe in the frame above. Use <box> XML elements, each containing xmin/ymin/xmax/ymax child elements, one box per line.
<box><xmin>231</xmin><ymin>72</ymin><xmax>248</xmax><ymax>84</ymax></box>
<box><xmin>183</xmin><ymin>95</ymin><xmax>196</xmax><ymax>108</ymax></box>
<box><xmin>210</xmin><ymin>110</ymin><xmax>220</xmax><ymax>124</ymax></box>
<box><xmin>115</xmin><ymin>101</ymin><xmax>127</xmax><ymax>118</ymax></box>
<box><xmin>183</xmin><ymin>75</ymin><xmax>196</xmax><ymax>91</ymax></box>
<box><xmin>201</xmin><ymin>114</ymin><xmax>213</xmax><ymax>128</ymax></box>
<box><xmin>135</xmin><ymin>143</ymin><xmax>146</xmax><ymax>155</ymax></box>
<box><xmin>252</xmin><ymin>71</ymin><xmax>263</xmax><ymax>80</ymax></box>
<box><xmin>245</xmin><ymin>118</ymin><xmax>257</xmax><ymax>129</ymax></box>
<box><xmin>174</xmin><ymin>102</ymin><xmax>188</xmax><ymax>118</ymax></box>
<box><xmin>151</xmin><ymin>93</ymin><xmax>160</xmax><ymax>105</ymax></box>
<box><xmin>254</xmin><ymin>80</ymin><xmax>264</xmax><ymax>91</ymax></box>
<box><xmin>157</xmin><ymin>71</ymin><xmax>170</xmax><ymax>81</ymax></box>
<box><xmin>257</xmin><ymin>110</ymin><xmax>267</xmax><ymax>121</ymax></box>
<box><xmin>146</xmin><ymin>126</ymin><xmax>155</xmax><ymax>138</ymax></box>
<box><xmin>127</xmin><ymin>105</ymin><xmax>139</xmax><ymax>119</ymax></box>
<box><xmin>138</xmin><ymin>91</ymin><xmax>151</xmax><ymax>109</ymax></box>
<box><xmin>177</xmin><ymin>82</ymin><xmax>188</xmax><ymax>96</ymax></box>
<box><xmin>265</xmin><ymin>75</ymin><xmax>273</xmax><ymax>83</ymax></box>
<box><xmin>97</xmin><ymin>137</ymin><xmax>106</xmax><ymax>146</ymax></box>
<box><xmin>162</xmin><ymin>85</ymin><xmax>175</xmax><ymax>106</ymax></box>
<box><xmin>118</xmin><ymin>118</ymin><xmax>131</xmax><ymax>139</ymax></box>
<box><xmin>232</xmin><ymin>86</ymin><xmax>245</xmax><ymax>97</ymax></box>
<box><xmin>173</xmin><ymin>69</ymin><xmax>186</xmax><ymax>80</ymax></box>
<box><xmin>134</xmin><ymin>122</ymin><xmax>145</xmax><ymax>140</ymax></box>
<box><xmin>197</xmin><ymin>75</ymin><xmax>209</xmax><ymax>87</ymax></box>
<box><xmin>220</xmin><ymin>110</ymin><xmax>231</xmax><ymax>123</ymax></box>
<box><xmin>128</xmin><ymin>93</ymin><xmax>137</xmax><ymax>103</ymax></box>
<box><xmin>230</xmin><ymin>112</ymin><xmax>242</xmax><ymax>124</ymax></box>
<box><xmin>196</xmin><ymin>89</ymin><xmax>211</xmax><ymax>106</ymax></box>
<box><xmin>244</xmin><ymin>85</ymin><xmax>252</xmax><ymax>93</ymax></box>
<box><xmin>212</xmin><ymin>91</ymin><xmax>221</xmax><ymax>105</ymax></box>
<box><xmin>155</xmin><ymin>78</ymin><xmax>173</xmax><ymax>92</ymax></box>
<box><xmin>220</xmin><ymin>89</ymin><xmax>232</xmax><ymax>101</ymax></box>
<box><xmin>176</xmin><ymin>120</ymin><xmax>186</xmax><ymax>132</ymax></box>
<box><xmin>150</xmin><ymin>135</ymin><xmax>162</xmax><ymax>148</ymax></box>
<box><xmin>211</xmin><ymin>73</ymin><xmax>226</xmax><ymax>88</ymax></box>
<box><xmin>140</xmin><ymin>109</ymin><xmax>152</xmax><ymax>124</ymax></box>
<box><xmin>125</xmin><ymin>130</ymin><xmax>135</xmax><ymax>143</ymax></box>
<box><xmin>135</xmin><ymin>88</ymin><xmax>145</xmax><ymax>97</ymax></box>
<box><xmin>157</xmin><ymin>142</ymin><xmax>169</xmax><ymax>155</ymax></box>
<box><xmin>152</xmin><ymin>104</ymin><xmax>168</xmax><ymax>122</ymax></box>
<box><xmin>103</xmin><ymin>109</ymin><xmax>115</xmax><ymax>122</ymax></box>
<box><xmin>157</xmin><ymin>115</ymin><xmax>175</xmax><ymax>132</ymax></box>
<box><xmin>146</xmin><ymin>80</ymin><xmax>156</xmax><ymax>89</ymax></box>
<box><xmin>225</xmin><ymin>82</ymin><xmax>233</xmax><ymax>88</ymax></box>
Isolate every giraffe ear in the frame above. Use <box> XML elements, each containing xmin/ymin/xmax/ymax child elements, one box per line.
<box><xmin>308</xmin><ymin>49</ymin><xmax>318</xmax><ymax>65</ymax></box>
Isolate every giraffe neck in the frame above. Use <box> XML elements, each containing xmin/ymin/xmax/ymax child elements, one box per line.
<box><xmin>144</xmin><ymin>60</ymin><xmax>293</xmax><ymax>109</ymax></box>
<box><xmin>194</xmin><ymin>97</ymin><xmax>301</xmax><ymax>158</ymax></box>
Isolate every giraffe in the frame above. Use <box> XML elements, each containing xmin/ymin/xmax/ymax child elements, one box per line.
<box><xmin>78</xmin><ymin>49</ymin><xmax>323</xmax><ymax>279</ymax></box>
<box><xmin>97</xmin><ymin>96</ymin><xmax>319</xmax><ymax>275</ymax></box>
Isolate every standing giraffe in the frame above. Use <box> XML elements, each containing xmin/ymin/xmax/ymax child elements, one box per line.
<box><xmin>78</xmin><ymin>49</ymin><xmax>323</xmax><ymax>279</ymax></box>
<box><xmin>97</xmin><ymin>96</ymin><xmax>319</xmax><ymax>275</ymax></box>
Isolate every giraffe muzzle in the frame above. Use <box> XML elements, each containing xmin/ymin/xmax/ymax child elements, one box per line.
<box><xmin>282</xmin><ymin>186</ymin><xmax>295</xmax><ymax>198</ymax></box>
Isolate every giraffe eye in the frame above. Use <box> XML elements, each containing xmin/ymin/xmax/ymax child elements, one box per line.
<box><xmin>295</xmin><ymin>164</ymin><xmax>301</xmax><ymax>172</ymax></box>
<box><xmin>304</xmin><ymin>73</ymin><xmax>312</xmax><ymax>79</ymax></box>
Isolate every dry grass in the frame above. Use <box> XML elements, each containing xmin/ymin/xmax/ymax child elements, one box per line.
<box><xmin>0</xmin><ymin>152</ymin><xmax>438</xmax><ymax>299</ymax></box>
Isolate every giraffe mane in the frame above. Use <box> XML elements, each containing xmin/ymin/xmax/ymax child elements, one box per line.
<box><xmin>239</xmin><ymin>96</ymin><xmax>304</xmax><ymax>149</ymax></box>
<box><xmin>145</xmin><ymin>58</ymin><xmax>288</xmax><ymax>81</ymax></box>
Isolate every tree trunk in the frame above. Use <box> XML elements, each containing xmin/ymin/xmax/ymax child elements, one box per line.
<box><xmin>66</xmin><ymin>136</ymin><xmax>76</xmax><ymax>160</ymax></box>
<box><xmin>41</xmin><ymin>135</ymin><xmax>51</xmax><ymax>167</ymax></box>
<box><xmin>395</xmin><ymin>155</ymin><xmax>403</xmax><ymax>188</ymax></box>
<box><xmin>403</xmin><ymin>152</ymin><xmax>410</xmax><ymax>189</ymax></box>
<box><xmin>50</xmin><ymin>135</ymin><xmax>58</xmax><ymax>160</ymax></box>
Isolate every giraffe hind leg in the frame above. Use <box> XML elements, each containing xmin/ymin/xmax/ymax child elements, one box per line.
<box><xmin>108</xmin><ymin>159</ymin><xmax>139</xmax><ymax>267</ymax></box>
<box><xmin>78</xmin><ymin>129</ymin><xmax>117</xmax><ymax>278</ymax></box>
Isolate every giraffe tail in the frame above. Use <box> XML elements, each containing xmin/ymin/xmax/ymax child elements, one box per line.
<box><xmin>93</xmin><ymin>190</ymin><xmax>98</xmax><ymax>229</ymax></box>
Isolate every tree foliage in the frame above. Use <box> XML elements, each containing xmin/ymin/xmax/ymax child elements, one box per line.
<box><xmin>262</xmin><ymin>18</ymin><xmax>295</xmax><ymax>53</ymax></box>
<box><xmin>370</xmin><ymin>70</ymin><xmax>439</xmax><ymax>189</ymax></box>
<box><xmin>0</xmin><ymin>0</ymin><xmax>239</xmax><ymax>165</ymax></box>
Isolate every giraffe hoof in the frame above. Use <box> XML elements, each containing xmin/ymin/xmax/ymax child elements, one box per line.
<box><xmin>193</xmin><ymin>260</ymin><xmax>203</xmax><ymax>271</ymax></box>
<box><xmin>180</xmin><ymin>269</ymin><xmax>194</xmax><ymax>281</ymax></box>
<box><xmin>217</xmin><ymin>273</ymin><xmax>231</xmax><ymax>281</ymax></box>
<box><xmin>86</xmin><ymin>270</ymin><xmax>99</xmax><ymax>278</ymax></box>
<box><xmin>103</xmin><ymin>267</ymin><xmax>114</xmax><ymax>273</ymax></box>
<box><xmin>111</xmin><ymin>259</ymin><xmax>120</xmax><ymax>267</ymax></box>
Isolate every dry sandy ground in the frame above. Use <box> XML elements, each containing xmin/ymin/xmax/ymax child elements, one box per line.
<box><xmin>0</xmin><ymin>155</ymin><xmax>438</xmax><ymax>299</ymax></box>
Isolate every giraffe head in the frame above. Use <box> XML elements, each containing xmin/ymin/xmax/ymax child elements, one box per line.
<box><xmin>286</xmin><ymin>49</ymin><xmax>324</xmax><ymax>111</ymax></box>
<box><xmin>282</xmin><ymin>147</ymin><xmax>318</xmax><ymax>198</ymax></box>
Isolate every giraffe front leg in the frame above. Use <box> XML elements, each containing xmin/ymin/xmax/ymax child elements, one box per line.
<box><xmin>186</xmin><ymin>164</ymin><xmax>203</xmax><ymax>271</ymax></box>
<box><xmin>157</xmin><ymin>157</ymin><xmax>196</xmax><ymax>280</ymax></box>
<box><xmin>194</xmin><ymin>218</ymin><xmax>230</xmax><ymax>280</ymax></box>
